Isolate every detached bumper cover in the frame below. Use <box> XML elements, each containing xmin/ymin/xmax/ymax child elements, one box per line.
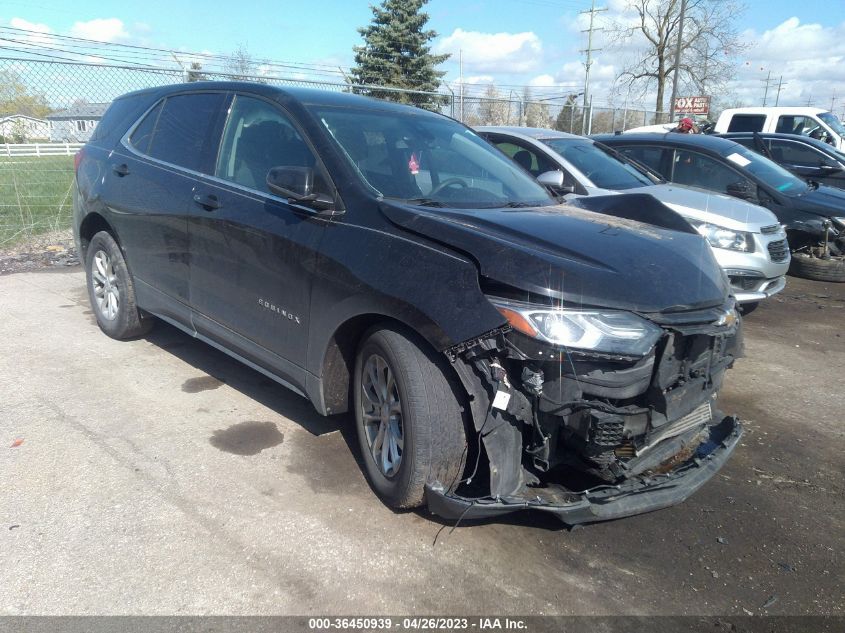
<box><xmin>425</xmin><ymin>416</ymin><xmax>742</xmax><ymax>526</ymax></box>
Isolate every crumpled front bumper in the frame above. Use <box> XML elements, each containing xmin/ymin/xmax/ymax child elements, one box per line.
<box><xmin>425</xmin><ymin>416</ymin><xmax>742</xmax><ymax>527</ymax></box>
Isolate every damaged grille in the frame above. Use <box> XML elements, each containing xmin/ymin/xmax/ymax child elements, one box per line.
<box><xmin>643</xmin><ymin>401</ymin><xmax>712</xmax><ymax>453</ymax></box>
<box><xmin>767</xmin><ymin>239</ymin><xmax>789</xmax><ymax>263</ymax></box>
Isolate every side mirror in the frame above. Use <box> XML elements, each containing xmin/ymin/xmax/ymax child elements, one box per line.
<box><xmin>537</xmin><ymin>171</ymin><xmax>576</xmax><ymax>196</ymax></box>
<box><xmin>267</xmin><ymin>166</ymin><xmax>334</xmax><ymax>212</ymax></box>
<box><xmin>537</xmin><ymin>170</ymin><xmax>565</xmax><ymax>188</ymax></box>
<box><xmin>726</xmin><ymin>180</ymin><xmax>757</xmax><ymax>202</ymax></box>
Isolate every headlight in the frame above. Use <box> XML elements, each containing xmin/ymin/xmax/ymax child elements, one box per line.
<box><xmin>689</xmin><ymin>221</ymin><xmax>754</xmax><ymax>252</ymax></box>
<box><xmin>490</xmin><ymin>298</ymin><xmax>663</xmax><ymax>356</ymax></box>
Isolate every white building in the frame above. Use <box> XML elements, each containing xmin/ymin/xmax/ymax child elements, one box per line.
<box><xmin>46</xmin><ymin>102</ymin><xmax>110</xmax><ymax>142</ymax></box>
<box><xmin>0</xmin><ymin>114</ymin><xmax>50</xmax><ymax>141</ymax></box>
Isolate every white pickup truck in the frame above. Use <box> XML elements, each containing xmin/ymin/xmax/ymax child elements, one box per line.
<box><xmin>713</xmin><ymin>107</ymin><xmax>845</xmax><ymax>151</ymax></box>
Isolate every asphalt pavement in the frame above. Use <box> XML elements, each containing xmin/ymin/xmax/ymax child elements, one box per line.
<box><xmin>1</xmin><ymin>269</ymin><xmax>842</xmax><ymax>616</ymax></box>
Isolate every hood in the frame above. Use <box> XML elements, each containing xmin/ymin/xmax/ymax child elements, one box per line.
<box><xmin>381</xmin><ymin>194</ymin><xmax>729</xmax><ymax>314</ymax></box>
<box><xmin>795</xmin><ymin>184</ymin><xmax>845</xmax><ymax>217</ymax></box>
<box><xmin>646</xmin><ymin>184</ymin><xmax>779</xmax><ymax>232</ymax></box>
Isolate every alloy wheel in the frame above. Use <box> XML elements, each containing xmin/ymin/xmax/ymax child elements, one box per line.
<box><xmin>360</xmin><ymin>353</ymin><xmax>404</xmax><ymax>477</ymax></box>
<box><xmin>91</xmin><ymin>249</ymin><xmax>120</xmax><ymax>321</ymax></box>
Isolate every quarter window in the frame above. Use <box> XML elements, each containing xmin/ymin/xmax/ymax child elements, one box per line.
<box><xmin>215</xmin><ymin>95</ymin><xmax>326</xmax><ymax>196</ymax></box>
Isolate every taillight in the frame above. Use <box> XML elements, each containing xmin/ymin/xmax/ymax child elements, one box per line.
<box><xmin>74</xmin><ymin>148</ymin><xmax>84</xmax><ymax>173</ymax></box>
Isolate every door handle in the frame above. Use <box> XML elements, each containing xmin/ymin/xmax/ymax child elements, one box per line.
<box><xmin>193</xmin><ymin>193</ymin><xmax>222</xmax><ymax>211</ymax></box>
<box><xmin>112</xmin><ymin>163</ymin><xmax>130</xmax><ymax>177</ymax></box>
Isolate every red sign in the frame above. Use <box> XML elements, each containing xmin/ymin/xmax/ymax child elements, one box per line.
<box><xmin>674</xmin><ymin>96</ymin><xmax>711</xmax><ymax>115</ymax></box>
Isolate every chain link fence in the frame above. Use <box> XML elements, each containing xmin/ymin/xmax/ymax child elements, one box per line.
<box><xmin>0</xmin><ymin>56</ymin><xmax>665</xmax><ymax>247</ymax></box>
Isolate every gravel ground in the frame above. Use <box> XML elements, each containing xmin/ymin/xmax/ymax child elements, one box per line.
<box><xmin>0</xmin><ymin>229</ymin><xmax>79</xmax><ymax>276</ymax></box>
<box><xmin>0</xmin><ymin>268</ymin><xmax>842</xmax><ymax>617</ymax></box>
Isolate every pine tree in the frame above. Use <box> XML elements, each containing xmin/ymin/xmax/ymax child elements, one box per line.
<box><xmin>350</xmin><ymin>0</ymin><xmax>449</xmax><ymax>107</ymax></box>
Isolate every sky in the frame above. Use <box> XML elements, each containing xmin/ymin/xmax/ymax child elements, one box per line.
<box><xmin>2</xmin><ymin>0</ymin><xmax>845</xmax><ymax>115</ymax></box>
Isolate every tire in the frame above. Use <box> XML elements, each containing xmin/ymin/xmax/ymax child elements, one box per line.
<box><xmin>353</xmin><ymin>326</ymin><xmax>467</xmax><ymax>509</ymax></box>
<box><xmin>789</xmin><ymin>252</ymin><xmax>845</xmax><ymax>283</ymax></box>
<box><xmin>85</xmin><ymin>231</ymin><xmax>153</xmax><ymax>339</ymax></box>
<box><xmin>738</xmin><ymin>301</ymin><xmax>759</xmax><ymax>316</ymax></box>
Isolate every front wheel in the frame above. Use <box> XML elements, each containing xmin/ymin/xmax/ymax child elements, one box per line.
<box><xmin>354</xmin><ymin>326</ymin><xmax>467</xmax><ymax>509</ymax></box>
<box><xmin>85</xmin><ymin>231</ymin><xmax>153</xmax><ymax>339</ymax></box>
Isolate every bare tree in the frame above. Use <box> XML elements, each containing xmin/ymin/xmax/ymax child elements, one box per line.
<box><xmin>224</xmin><ymin>45</ymin><xmax>257</xmax><ymax>80</ymax></box>
<box><xmin>608</xmin><ymin>0</ymin><xmax>746</xmax><ymax>116</ymax></box>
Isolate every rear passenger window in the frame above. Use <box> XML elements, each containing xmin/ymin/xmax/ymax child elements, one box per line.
<box><xmin>618</xmin><ymin>146</ymin><xmax>667</xmax><ymax>177</ymax></box>
<box><xmin>130</xmin><ymin>93</ymin><xmax>226</xmax><ymax>172</ymax></box>
<box><xmin>727</xmin><ymin>115</ymin><xmax>765</xmax><ymax>132</ymax></box>
<box><xmin>215</xmin><ymin>95</ymin><xmax>326</xmax><ymax>196</ymax></box>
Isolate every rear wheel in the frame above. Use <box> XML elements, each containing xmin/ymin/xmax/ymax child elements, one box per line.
<box><xmin>85</xmin><ymin>231</ymin><xmax>153</xmax><ymax>339</ymax></box>
<box><xmin>789</xmin><ymin>252</ymin><xmax>845</xmax><ymax>283</ymax></box>
<box><xmin>353</xmin><ymin>326</ymin><xmax>467</xmax><ymax>508</ymax></box>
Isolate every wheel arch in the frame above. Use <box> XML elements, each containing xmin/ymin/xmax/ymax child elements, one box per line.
<box><xmin>78</xmin><ymin>212</ymin><xmax>121</xmax><ymax>261</ymax></box>
<box><xmin>311</xmin><ymin>312</ymin><xmax>472</xmax><ymax>419</ymax></box>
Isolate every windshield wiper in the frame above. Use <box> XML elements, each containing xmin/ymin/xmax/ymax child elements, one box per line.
<box><xmin>504</xmin><ymin>201</ymin><xmax>535</xmax><ymax>208</ymax></box>
<box><xmin>404</xmin><ymin>197</ymin><xmax>445</xmax><ymax>207</ymax></box>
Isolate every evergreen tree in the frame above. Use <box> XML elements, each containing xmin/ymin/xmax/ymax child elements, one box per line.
<box><xmin>351</xmin><ymin>0</ymin><xmax>449</xmax><ymax>107</ymax></box>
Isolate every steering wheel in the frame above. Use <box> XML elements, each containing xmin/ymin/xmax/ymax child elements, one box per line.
<box><xmin>429</xmin><ymin>178</ymin><xmax>468</xmax><ymax>197</ymax></box>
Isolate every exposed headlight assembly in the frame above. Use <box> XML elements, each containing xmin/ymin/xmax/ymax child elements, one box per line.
<box><xmin>490</xmin><ymin>298</ymin><xmax>663</xmax><ymax>356</ymax></box>
<box><xmin>689</xmin><ymin>221</ymin><xmax>754</xmax><ymax>252</ymax></box>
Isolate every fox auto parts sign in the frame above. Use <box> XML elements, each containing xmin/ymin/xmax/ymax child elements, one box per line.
<box><xmin>674</xmin><ymin>96</ymin><xmax>711</xmax><ymax>115</ymax></box>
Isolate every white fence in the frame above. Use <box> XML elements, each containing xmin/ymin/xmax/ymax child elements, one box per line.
<box><xmin>1</xmin><ymin>142</ymin><xmax>84</xmax><ymax>158</ymax></box>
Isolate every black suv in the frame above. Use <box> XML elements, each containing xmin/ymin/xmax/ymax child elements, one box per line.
<box><xmin>74</xmin><ymin>82</ymin><xmax>743</xmax><ymax>525</ymax></box>
<box><xmin>596</xmin><ymin>132</ymin><xmax>845</xmax><ymax>282</ymax></box>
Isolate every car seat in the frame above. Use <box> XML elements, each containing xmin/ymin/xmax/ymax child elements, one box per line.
<box><xmin>513</xmin><ymin>150</ymin><xmax>534</xmax><ymax>173</ymax></box>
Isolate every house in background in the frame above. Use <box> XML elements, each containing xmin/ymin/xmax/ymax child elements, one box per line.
<box><xmin>46</xmin><ymin>102</ymin><xmax>110</xmax><ymax>142</ymax></box>
<box><xmin>0</xmin><ymin>114</ymin><xmax>50</xmax><ymax>141</ymax></box>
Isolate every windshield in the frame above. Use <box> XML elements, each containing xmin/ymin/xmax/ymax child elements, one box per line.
<box><xmin>720</xmin><ymin>144</ymin><xmax>809</xmax><ymax>195</ymax></box>
<box><xmin>819</xmin><ymin>112</ymin><xmax>845</xmax><ymax>137</ymax></box>
<box><xmin>541</xmin><ymin>138</ymin><xmax>655</xmax><ymax>190</ymax></box>
<box><xmin>312</xmin><ymin>107</ymin><xmax>553</xmax><ymax>208</ymax></box>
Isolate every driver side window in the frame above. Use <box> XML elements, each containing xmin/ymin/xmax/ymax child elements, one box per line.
<box><xmin>216</xmin><ymin>95</ymin><xmax>328</xmax><ymax>196</ymax></box>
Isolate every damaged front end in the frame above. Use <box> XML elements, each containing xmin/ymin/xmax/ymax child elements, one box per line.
<box><xmin>429</xmin><ymin>298</ymin><xmax>744</xmax><ymax>526</ymax></box>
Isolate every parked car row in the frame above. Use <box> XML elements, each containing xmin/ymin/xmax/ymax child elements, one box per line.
<box><xmin>597</xmin><ymin>131</ymin><xmax>845</xmax><ymax>282</ymax></box>
<box><xmin>475</xmin><ymin>126</ymin><xmax>790</xmax><ymax>308</ymax></box>
<box><xmin>76</xmin><ymin>83</ymin><xmax>749</xmax><ymax>527</ymax></box>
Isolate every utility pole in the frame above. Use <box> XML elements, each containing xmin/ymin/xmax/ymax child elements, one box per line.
<box><xmin>831</xmin><ymin>90</ymin><xmax>837</xmax><ymax>112</ymax></box>
<box><xmin>668</xmin><ymin>0</ymin><xmax>687</xmax><ymax>120</ymax></box>
<box><xmin>580</xmin><ymin>0</ymin><xmax>606</xmax><ymax>134</ymax></box>
<box><xmin>761</xmin><ymin>70</ymin><xmax>774</xmax><ymax>106</ymax></box>
<box><xmin>774</xmin><ymin>75</ymin><xmax>786</xmax><ymax>106</ymax></box>
<box><xmin>458</xmin><ymin>49</ymin><xmax>464</xmax><ymax>123</ymax></box>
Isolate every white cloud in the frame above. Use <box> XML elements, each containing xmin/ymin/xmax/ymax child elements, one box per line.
<box><xmin>435</xmin><ymin>29</ymin><xmax>543</xmax><ymax>73</ymax></box>
<box><xmin>465</xmin><ymin>74</ymin><xmax>495</xmax><ymax>84</ymax></box>
<box><xmin>8</xmin><ymin>17</ymin><xmax>55</xmax><ymax>46</ymax></box>
<box><xmin>9</xmin><ymin>17</ymin><xmax>51</xmax><ymax>34</ymax></box>
<box><xmin>731</xmin><ymin>18</ymin><xmax>845</xmax><ymax>109</ymax></box>
<box><xmin>70</xmin><ymin>18</ymin><xmax>129</xmax><ymax>43</ymax></box>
